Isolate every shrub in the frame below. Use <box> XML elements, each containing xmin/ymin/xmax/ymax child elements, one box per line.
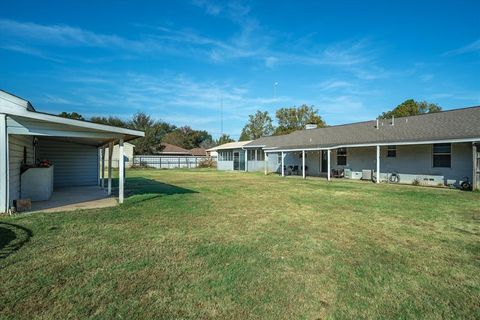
<box><xmin>197</xmin><ymin>157</ymin><xmax>217</xmax><ymax>168</ymax></box>
<box><xmin>412</xmin><ymin>178</ymin><xmax>421</xmax><ymax>186</ymax></box>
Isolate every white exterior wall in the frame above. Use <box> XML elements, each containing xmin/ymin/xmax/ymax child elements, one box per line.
<box><xmin>37</xmin><ymin>139</ymin><xmax>98</xmax><ymax>187</ymax></box>
<box><xmin>217</xmin><ymin>160</ymin><xmax>234</xmax><ymax>170</ymax></box>
<box><xmin>332</xmin><ymin>143</ymin><xmax>472</xmax><ymax>186</ymax></box>
<box><xmin>8</xmin><ymin>135</ymin><xmax>34</xmax><ymax>206</ymax></box>
<box><xmin>104</xmin><ymin>142</ymin><xmax>134</xmax><ymax>168</ymax></box>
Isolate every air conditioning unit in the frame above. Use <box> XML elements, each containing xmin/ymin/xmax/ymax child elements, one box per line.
<box><xmin>362</xmin><ymin>169</ymin><xmax>373</xmax><ymax>180</ymax></box>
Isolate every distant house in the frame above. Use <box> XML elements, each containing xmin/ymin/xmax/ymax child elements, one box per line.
<box><xmin>205</xmin><ymin>147</ymin><xmax>218</xmax><ymax>158</ymax></box>
<box><xmin>208</xmin><ymin>141</ymin><xmax>252</xmax><ymax>170</ymax></box>
<box><xmin>104</xmin><ymin>142</ymin><xmax>135</xmax><ymax>167</ymax></box>
<box><xmin>158</xmin><ymin>143</ymin><xmax>191</xmax><ymax>156</ymax></box>
<box><xmin>214</xmin><ymin>107</ymin><xmax>480</xmax><ymax>190</ymax></box>
<box><xmin>189</xmin><ymin>147</ymin><xmax>207</xmax><ymax>156</ymax></box>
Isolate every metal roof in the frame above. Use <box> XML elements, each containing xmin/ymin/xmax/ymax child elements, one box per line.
<box><xmin>246</xmin><ymin>106</ymin><xmax>480</xmax><ymax>150</ymax></box>
<box><xmin>207</xmin><ymin>140</ymin><xmax>252</xmax><ymax>151</ymax></box>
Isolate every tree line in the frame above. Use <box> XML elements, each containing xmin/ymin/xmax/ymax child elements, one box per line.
<box><xmin>58</xmin><ymin>111</ymin><xmax>218</xmax><ymax>155</ymax></box>
<box><xmin>59</xmin><ymin>98</ymin><xmax>441</xmax><ymax>154</ymax></box>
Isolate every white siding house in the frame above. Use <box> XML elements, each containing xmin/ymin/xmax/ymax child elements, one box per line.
<box><xmin>215</xmin><ymin>108</ymin><xmax>480</xmax><ymax>190</ymax></box>
<box><xmin>0</xmin><ymin>90</ymin><xmax>144</xmax><ymax>213</ymax></box>
<box><xmin>104</xmin><ymin>142</ymin><xmax>135</xmax><ymax>168</ymax></box>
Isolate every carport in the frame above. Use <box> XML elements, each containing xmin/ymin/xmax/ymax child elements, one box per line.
<box><xmin>0</xmin><ymin>90</ymin><xmax>144</xmax><ymax>213</ymax></box>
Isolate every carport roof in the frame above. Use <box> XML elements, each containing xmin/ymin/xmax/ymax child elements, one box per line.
<box><xmin>1</xmin><ymin>89</ymin><xmax>144</xmax><ymax>146</ymax></box>
<box><xmin>246</xmin><ymin>106</ymin><xmax>480</xmax><ymax>151</ymax></box>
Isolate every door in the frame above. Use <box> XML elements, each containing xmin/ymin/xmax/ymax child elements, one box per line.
<box><xmin>233</xmin><ymin>151</ymin><xmax>240</xmax><ymax>170</ymax></box>
<box><xmin>321</xmin><ymin>150</ymin><xmax>328</xmax><ymax>173</ymax></box>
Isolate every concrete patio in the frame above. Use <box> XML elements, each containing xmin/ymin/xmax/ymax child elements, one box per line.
<box><xmin>29</xmin><ymin>186</ymin><xmax>118</xmax><ymax>213</ymax></box>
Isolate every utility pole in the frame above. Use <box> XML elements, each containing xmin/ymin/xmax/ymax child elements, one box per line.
<box><xmin>220</xmin><ymin>94</ymin><xmax>223</xmax><ymax>136</ymax></box>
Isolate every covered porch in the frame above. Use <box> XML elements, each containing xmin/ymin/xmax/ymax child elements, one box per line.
<box><xmin>1</xmin><ymin>100</ymin><xmax>144</xmax><ymax>213</ymax></box>
<box><xmin>264</xmin><ymin>140</ymin><xmax>479</xmax><ymax>190</ymax></box>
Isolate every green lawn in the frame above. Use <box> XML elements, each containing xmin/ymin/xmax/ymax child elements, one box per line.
<box><xmin>1</xmin><ymin>169</ymin><xmax>479</xmax><ymax>319</ymax></box>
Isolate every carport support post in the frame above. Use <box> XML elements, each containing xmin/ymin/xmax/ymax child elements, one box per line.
<box><xmin>244</xmin><ymin>149</ymin><xmax>248</xmax><ymax>172</ymax></box>
<box><xmin>302</xmin><ymin>150</ymin><xmax>306</xmax><ymax>179</ymax></box>
<box><xmin>119</xmin><ymin>139</ymin><xmax>125</xmax><ymax>204</ymax></box>
<box><xmin>281</xmin><ymin>151</ymin><xmax>285</xmax><ymax>177</ymax></box>
<box><xmin>107</xmin><ymin>141</ymin><xmax>113</xmax><ymax>195</ymax></box>
<box><xmin>0</xmin><ymin>114</ymin><xmax>8</xmax><ymax>213</ymax></box>
<box><xmin>327</xmin><ymin>149</ymin><xmax>331</xmax><ymax>181</ymax></box>
<box><xmin>264</xmin><ymin>152</ymin><xmax>268</xmax><ymax>175</ymax></box>
<box><xmin>101</xmin><ymin>147</ymin><xmax>105</xmax><ymax>188</ymax></box>
<box><xmin>376</xmin><ymin>145</ymin><xmax>380</xmax><ymax>184</ymax></box>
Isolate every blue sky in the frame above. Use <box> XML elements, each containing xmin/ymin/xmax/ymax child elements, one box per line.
<box><xmin>1</xmin><ymin>0</ymin><xmax>479</xmax><ymax>139</ymax></box>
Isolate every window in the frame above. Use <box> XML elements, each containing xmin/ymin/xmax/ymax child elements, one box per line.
<box><xmin>387</xmin><ymin>145</ymin><xmax>396</xmax><ymax>157</ymax></box>
<box><xmin>433</xmin><ymin>143</ymin><xmax>451</xmax><ymax>168</ymax></box>
<box><xmin>337</xmin><ymin>148</ymin><xmax>347</xmax><ymax>166</ymax></box>
<box><xmin>257</xmin><ymin>150</ymin><xmax>265</xmax><ymax>161</ymax></box>
<box><xmin>248</xmin><ymin>149</ymin><xmax>255</xmax><ymax>160</ymax></box>
<box><xmin>277</xmin><ymin>152</ymin><xmax>282</xmax><ymax>164</ymax></box>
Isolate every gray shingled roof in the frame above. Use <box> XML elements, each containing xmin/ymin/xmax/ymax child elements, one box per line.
<box><xmin>245</xmin><ymin>106</ymin><xmax>480</xmax><ymax>150</ymax></box>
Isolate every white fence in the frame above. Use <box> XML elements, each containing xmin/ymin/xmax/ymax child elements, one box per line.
<box><xmin>133</xmin><ymin>155</ymin><xmax>216</xmax><ymax>169</ymax></box>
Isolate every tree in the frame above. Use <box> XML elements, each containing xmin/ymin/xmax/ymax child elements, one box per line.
<box><xmin>239</xmin><ymin>110</ymin><xmax>274</xmax><ymax>141</ymax></box>
<box><xmin>275</xmin><ymin>104</ymin><xmax>325</xmax><ymax>135</ymax></box>
<box><xmin>379</xmin><ymin>99</ymin><xmax>442</xmax><ymax>119</ymax></box>
<box><xmin>90</xmin><ymin>116</ymin><xmax>128</xmax><ymax>128</ymax></box>
<box><xmin>162</xmin><ymin>126</ymin><xmax>213</xmax><ymax>149</ymax></box>
<box><xmin>216</xmin><ymin>134</ymin><xmax>235</xmax><ymax>145</ymax></box>
<box><xmin>128</xmin><ymin>112</ymin><xmax>176</xmax><ymax>154</ymax></box>
<box><xmin>58</xmin><ymin>111</ymin><xmax>84</xmax><ymax>120</ymax></box>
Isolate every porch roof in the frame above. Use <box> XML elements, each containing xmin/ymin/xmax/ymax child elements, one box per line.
<box><xmin>1</xmin><ymin>90</ymin><xmax>144</xmax><ymax>147</ymax></box>
<box><xmin>246</xmin><ymin>106</ymin><xmax>480</xmax><ymax>151</ymax></box>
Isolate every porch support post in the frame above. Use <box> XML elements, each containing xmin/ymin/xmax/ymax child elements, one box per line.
<box><xmin>376</xmin><ymin>145</ymin><xmax>380</xmax><ymax>184</ymax></box>
<box><xmin>0</xmin><ymin>114</ymin><xmax>8</xmax><ymax>213</ymax></box>
<box><xmin>281</xmin><ymin>151</ymin><xmax>285</xmax><ymax>177</ymax></box>
<box><xmin>119</xmin><ymin>139</ymin><xmax>125</xmax><ymax>204</ymax></box>
<box><xmin>327</xmin><ymin>149</ymin><xmax>331</xmax><ymax>181</ymax></box>
<box><xmin>107</xmin><ymin>141</ymin><xmax>113</xmax><ymax>195</ymax></box>
<box><xmin>473</xmin><ymin>142</ymin><xmax>478</xmax><ymax>191</ymax></box>
<box><xmin>245</xmin><ymin>149</ymin><xmax>248</xmax><ymax>172</ymax></box>
<box><xmin>101</xmin><ymin>147</ymin><xmax>105</xmax><ymax>188</ymax></box>
<box><xmin>264</xmin><ymin>151</ymin><xmax>268</xmax><ymax>175</ymax></box>
<box><xmin>302</xmin><ymin>150</ymin><xmax>306</xmax><ymax>179</ymax></box>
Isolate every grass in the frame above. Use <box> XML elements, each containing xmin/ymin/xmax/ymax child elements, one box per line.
<box><xmin>0</xmin><ymin>168</ymin><xmax>479</xmax><ymax>319</ymax></box>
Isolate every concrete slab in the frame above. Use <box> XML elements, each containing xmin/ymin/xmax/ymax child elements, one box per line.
<box><xmin>29</xmin><ymin>186</ymin><xmax>118</xmax><ymax>213</ymax></box>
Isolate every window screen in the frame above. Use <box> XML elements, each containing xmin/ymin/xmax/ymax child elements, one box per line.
<box><xmin>433</xmin><ymin>143</ymin><xmax>451</xmax><ymax>168</ymax></box>
<box><xmin>337</xmin><ymin>148</ymin><xmax>347</xmax><ymax>166</ymax></box>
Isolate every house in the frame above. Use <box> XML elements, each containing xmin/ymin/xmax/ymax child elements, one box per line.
<box><xmin>189</xmin><ymin>147</ymin><xmax>207</xmax><ymax>156</ymax></box>
<box><xmin>215</xmin><ymin>107</ymin><xmax>480</xmax><ymax>190</ymax></box>
<box><xmin>205</xmin><ymin>147</ymin><xmax>218</xmax><ymax>158</ymax></box>
<box><xmin>209</xmin><ymin>141</ymin><xmax>252</xmax><ymax>171</ymax></box>
<box><xmin>104</xmin><ymin>142</ymin><xmax>135</xmax><ymax>168</ymax></box>
<box><xmin>158</xmin><ymin>143</ymin><xmax>191</xmax><ymax>156</ymax></box>
<box><xmin>0</xmin><ymin>90</ymin><xmax>144</xmax><ymax>213</ymax></box>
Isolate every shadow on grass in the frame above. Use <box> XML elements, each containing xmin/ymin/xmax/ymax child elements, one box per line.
<box><xmin>126</xmin><ymin>177</ymin><xmax>197</xmax><ymax>196</ymax></box>
<box><xmin>0</xmin><ymin>223</ymin><xmax>32</xmax><ymax>261</ymax></box>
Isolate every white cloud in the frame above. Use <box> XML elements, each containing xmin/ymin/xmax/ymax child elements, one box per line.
<box><xmin>191</xmin><ymin>0</ymin><xmax>222</xmax><ymax>16</ymax></box>
<box><xmin>315</xmin><ymin>80</ymin><xmax>355</xmax><ymax>91</ymax></box>
<box><xmin>443</xmin><ymin>39</ymin><xmax>480</xmax><ymax>56</ymax></box>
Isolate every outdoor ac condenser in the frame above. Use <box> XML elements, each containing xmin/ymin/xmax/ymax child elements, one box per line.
<box><xmin>362</xmin><ymin>169</ymin><xmax>372</xmax><ymax>180</ymax></box>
